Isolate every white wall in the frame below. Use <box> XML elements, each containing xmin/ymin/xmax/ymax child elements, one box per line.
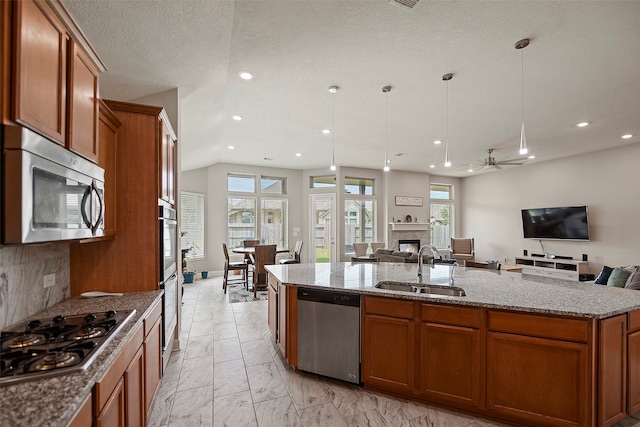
<box><xmin>461</xmin><ymin>142</ymin><xmax>640</xmax><ymax>273</ymax></box>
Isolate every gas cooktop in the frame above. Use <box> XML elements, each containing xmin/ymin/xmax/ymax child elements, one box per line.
<box><xmin>0</xmin><ymin>310</ymin><xmax>135</xmax><ymax>385</ymax></box>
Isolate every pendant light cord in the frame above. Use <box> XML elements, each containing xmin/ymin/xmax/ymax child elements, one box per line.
<box><xmin>332</xmin><ymin>90</ymin><xmax>335</xmax><ymax>165</ymax></box>
<box><xmin>385</xmin><ymin>90</ymin><xmax>388</xmax><ymax>164</ymax></box>
<box><xmin>521</xmin><ymin>47</ymin><xmax>524</xmax><ymax>123</ymax></box>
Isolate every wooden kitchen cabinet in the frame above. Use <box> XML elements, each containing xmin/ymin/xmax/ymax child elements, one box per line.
<box><xmin>277</xmin><ymin>283</ymin><xmax>288</xmax><ymax>357</ymax></box>
<box><xmin>97</xmin><ymin>100</ymin><xmax>120</xmax><ymax>237</ymax></box>
<box><xmin>124</xmin><ymin>346</ymin><xmax>145</xmax><ymax>427</ymax></box>
<box><xmin>67</xmin><ymin>39</ymin><xmax>99</xmax><ymax>162</ymax></box>
<box><xmin>628</xmin><ymin>310</ymin><xmax>640</xmax><ymax>415</ymax></box>
<box><xmin>362</xmin><ymin>296</ymin><xmax>415</xmax><ymax>394</ymax></box>
<box><xmin>159</xmin><ymin>121</ymin><xmax>177</xmax><ymax>205</ymax></box>
<box><xmin>267</xmin><ymin>277</ymin><xmax>277</xmax><ymax>339</ymax></box>
<box><xmin>11</xmin><ymin>0</ymin><xmax>68</xmax><ymax>144</ymax></box>
<box><xmin>95</xmin><ymin>377</ymin><xmax>126</xmax><ymax>427</ymax></box>
<box><xmin>6</xmin><ymin>0</ymin><xmax>104</xmax><ymax>161</ymax></box>
<box><xmin>419</xmin><ymin>304</ymin><xmax>481</xmax><ymax>407</ymax></box>
<box><xmin>144</xmin><ymin>299</ymin><xmax>163</xmax><ymax>416</ymax></box>
<box><xmin>67</xmin><ymin>393</ymin><xmax>92</xmax><ymax>427</ymax></box>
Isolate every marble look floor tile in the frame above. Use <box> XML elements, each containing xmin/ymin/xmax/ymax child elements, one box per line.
<box><xmin>169</xmin><ymin>385</ymin><xmax>213</xmax><ymax>427</ymax></box>
<box><xmin>213</xmin><ymin>310</ymin><xmax>236</xmax><ymax>324</ymax></box>
<box><xmin>192</xmin><ymin>309</ymin><xmax>215</xmax><ymax>322</ymax></box>
<box><xmin>402</xmin><ymin>401</ymin><xmax>478</xmax><ymax>427</ymax></box>
<box><xmin>240</xmin><ymin>339</ymin><xmax>273</xmax><ymax>367</ymax></box>
<box><xmin>237</xmin><ymin>322</ymin><xmax>268</xmax><ymax>343</ymax></box>
<box><xmin>323</xmin><ymin>381</ymin><xmax>378</xmax><ymax>418</ymax></box>
<box><xmin>365</xmin><ymin>392</ymin><xmax>413</xmax><ymax>426</ymax></box>
<box><xmin>232</xmin><ymin>300</ymin><xmax>267</xmax><ymax>313</ymax></box>
<box><xmin>253</xmin><ymin>395</ymin><xmax>302</xmax><ymax>427</ymax></box>
<box><xmin>213</xmin><ymin>358</ymin><xmax>249</xmax><ymax>397</ymax></box>
<box><xmin>234</xmin><ymin>310</ymin><xmax>267</xmax><ymax>326</ymax></box>
<box><xmin>342</xmin><ymin>408</ymin><xmax>389</xmax><ymax>427</ymax></box>
<box><xmin>189</xmin><ymin>319</ymin><xmax>215</xmax><ymax>337</ymax></box>
<box><xmin>213</xmin><ymin>337</ymin><xmax>242</xmax><ymax>363</ymax></box>
<box><xmin>185</xmin><ymin>334</ymin><xmax>214</xmax><ymax>359</ymax></box>
<box><xmin>279</xmin><ymin>369</ymin><xmax>332</xmax><ymax>410</ymax></box>
<box><xmin>162</xmin><ymin>351</ymin><xmax>185</xmax><ymax>383</ymax></box>
<box><xmin>298</xmin><ymin>402</ymin><xmax>348</xmax><ymax>427</ymax></box>
<box><xmin>611</xmin><ymin>418</ymin><xmax>640</xmax><ymax>427</ymax></box>
<box><xmin>177</xmin><ymin>356</ymin><xmax>213</xmax><ymax>391</ymax></box>
<box><xmin>147</xmin><ymin>379</ymin><xmax>177</xmax><ymax>426</ymax></box>
<box><xmin>213</xmin><ymin>321</ymin><xmax>238</xmax><ymax>340</ymax></box>
<box><xmin>213</xmin><ymin>390</ymin><xmax>257</xmax><ymax>427</ymax></box>
<box><xmin>246</xmin><ymin>362</ymin><xmax>289</xmax><ymax>403</ymax></box>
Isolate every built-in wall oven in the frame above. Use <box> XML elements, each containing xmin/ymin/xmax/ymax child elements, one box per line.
<box><xmin>159</xmin><ymin>204</ymin><xmax>177</xmax><ymax>350</ymax></box>
<box><xmin>2</xmin><ymin>125</ymin><xmax>105</xmax><ymax>244</ymax></box>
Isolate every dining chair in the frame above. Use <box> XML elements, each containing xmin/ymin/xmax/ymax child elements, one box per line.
<box><xmin>253</xmin><ymin>244</ymin><xmax>277</xmax><ymax>297</ymax></box>
<box><xmin>222</xmin><ymin>243</ymin><xmax>249</xmax><ymax>293</ymax></box>
<box><xmin>243</xmin><ymin>239</ymin><xmax>260</xmax><ymax>247</ymax></box>
<box><xmin>451</xmin><ymin>238</ymin><xmax>475</xmax><ymax>263</ymax></box>
<box><xmin>465</xmin><ymin>260</ymin><xmax>501</xmax><ymax>270</ymax></box>
<box><xmin>280</xmin><ymin>240</ymin><xmax>303</xmax><ymax>264</ymax></box>
<box><xmin>370</xmin><ymin>242</ymin><xmax>385</xmax><ymax>253</ymax></box>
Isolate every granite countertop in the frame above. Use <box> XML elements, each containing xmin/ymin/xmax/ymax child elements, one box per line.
<box><xmin>0</xmin><ymin>290</ymin><xmax>163</xmax><ymax>427</ymax></box>
<box><xmin>266</xmin><ymin>262</ymin><xmax>640</xmax><ymax>319</ymax></box>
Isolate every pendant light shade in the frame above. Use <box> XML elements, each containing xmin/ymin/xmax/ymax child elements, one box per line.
<box><xmin>382</xmin><ymin>86</ymin><xmax>391</xmax><ymax>172</ymax></box>
<box><xmin>443</xmin><ymin>73</ymin><xmax>453</xmax><ymax>167</ymax></box>
<box><xmin>329</xmin><ymin>85</ymin><xmax>338</xmax><ymax>170</ymax></box>
<box><xmin>516</xmin><ymin>38</ymin><xmax>530</xmax><ymax>155</ymax></box>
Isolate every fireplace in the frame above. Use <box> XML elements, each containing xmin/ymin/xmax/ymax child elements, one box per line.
<box><xmin>398</xmin><ymin>239</ymin><xmax>420</xmax><ymax>253</ymax></box>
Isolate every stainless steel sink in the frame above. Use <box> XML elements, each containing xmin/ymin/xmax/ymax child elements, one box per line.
<box><xmin>374</xmin><ymin>281</ymin><xmax>466</xmax><ymax>297</ymax></box>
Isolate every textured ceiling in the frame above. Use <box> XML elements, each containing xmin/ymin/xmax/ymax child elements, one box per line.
<box><xmin>61</xmin><ymin>0</ymin><xmax>640</xmax><ymax>177</ymax></box>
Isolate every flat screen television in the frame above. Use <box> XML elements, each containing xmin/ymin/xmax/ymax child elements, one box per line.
<box><xmin>521</xmin><ymin>206</ymin><xmax>590</xmax><ymax>241</ymax></box>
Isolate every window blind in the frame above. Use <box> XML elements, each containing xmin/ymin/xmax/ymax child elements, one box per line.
<box><xmin>181</xmin><ymin>192</ymin><xmax>205</xmax><ymax>257</ymax></box>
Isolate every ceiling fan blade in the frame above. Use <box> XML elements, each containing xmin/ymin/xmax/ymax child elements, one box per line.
<box><xmin>494</xmin><ymin>164</ymin><xmax>502</xmax><ymax>170</ymax></box>
<box><xmin>496</xmin><ymin>161</ymin><xmax>524</xmax><ymax>166</ymax></box>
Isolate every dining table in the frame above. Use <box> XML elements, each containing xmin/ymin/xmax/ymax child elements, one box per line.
<box><xmin>232</xmin><ymin>246</ymin><xmax>291</xmax><ymax>286</ymax></box>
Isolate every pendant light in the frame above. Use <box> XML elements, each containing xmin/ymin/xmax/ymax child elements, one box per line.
<box><xmin>442</xmin><ymin>73</ymin><xmax>453</xmax><ymax>167</ymax></box>
<box><xmin>382</xmin><ymin>85</ymin><xmax>391</xmax><ymax>172</ymax></box>
<box><xmin>328</xmin><ymin>85</ymin><xmax>338</xmax><ymax>171</ymax></box>
<box><xmin>516</xmin><ymin>38</ymin><xmax>530</xmax><ymax>155</ymax></box>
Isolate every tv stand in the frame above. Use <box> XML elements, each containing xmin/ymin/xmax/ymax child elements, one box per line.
<box><xmin>514</xmin><ymin>256</ymin><xmax>588</xmax><ymax>281</ymax></box>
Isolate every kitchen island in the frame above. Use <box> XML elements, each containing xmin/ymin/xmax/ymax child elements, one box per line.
<box><xmin>0</xmin><ymin>290</ymin><xmax>163</xmax><ymax>427</ymax></box>
<box><xmin>266</xmin><ymin>262</ymin><xmax>640</xmax><ymax>427</ymax></box>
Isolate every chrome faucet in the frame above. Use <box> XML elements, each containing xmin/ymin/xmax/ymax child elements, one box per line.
<box><xmin>417</xmin><ymin>245</ymin><xmax>436</xmax><ymax>283</ymax></box>
<box><xmin>449</xmin><ymin>261</ymin><xmax>459</xmax><ymax>286</ymax></box>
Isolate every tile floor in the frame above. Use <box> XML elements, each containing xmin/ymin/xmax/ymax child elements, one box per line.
<box><xmin>148</xmin><ymin>277</ymin><xmax>640</xmax><ymax>427</ymax></box>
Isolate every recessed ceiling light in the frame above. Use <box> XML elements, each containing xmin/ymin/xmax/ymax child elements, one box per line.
<box><xmin>433</xmin><ymin>140</ymin><xmax>442</xmax><ymax>145</ymax></box>
<box><xmin>468</xmin><ymin>169</ymin><xmax>474</xmax><ymax>173</ymax></box>
<box><xmin>295</xmin><ymin>153</ymin><xmax>302</xmax><ymax>157</ymax></box>
<box><xmin>528</xmin><ymin>155</ymin><xmax>536</xmax><ymax>159</ymax></box>
<box><xmin>322</xmin><ymin>129</ymin><xmax>331</xmax><ymax>134</ymax></box>
<box><xmin>576</xmin><ymin>122</ymin><xmax>589</xmax><ymax>127</ymax></box>
<box><xmin>622</xmin><ymin>134</ymin><xmax>633</xmax><ymax>139</ymax></box>
<box><xmin>429</xmin><ymin>164</ymin><xmax>435</xmax><ymax>168</ymax></box>
<box><xmin>232</xmin><ymin>115</ymin><xmax>242</xmax><ymax>121</ymax></box>
<box><xmin>239</xmin><ymin>71</ymin><xmax>253</xmax><ymax>80</ymax></box>
<box><xmin>227</xmin><ymin>145</ymin><xmax>235</xmax><ymax>150</ymax></box>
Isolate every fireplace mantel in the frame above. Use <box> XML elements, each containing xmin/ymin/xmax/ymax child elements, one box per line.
<box><xmin>389</xmin><ymin>222</ymin><xmax>429</xmax><ymax>231</ymax></box>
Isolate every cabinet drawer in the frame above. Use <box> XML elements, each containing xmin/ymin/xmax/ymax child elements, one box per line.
<box><xmin>365</xmin><ymin>296</ymin><xmax>414</xmax><ymax>319</ymax></box>
<box><xmin>144</xmin><ymin>299</ymin><xmax>162</xmax><ymax>337</ymax></box>
<box><xmin>488</xmin><ymin>310</ymin><xmax>590</xmax><ymax>343</ymax></box>
<box><xmin>421</xmin><ymin>304</ymin><xmax>481</xmax><ymax>328</ymax></box>
<box><xmin>94</xmin><ymin>322</ymin><xmax>144</xmax><ymax>412</ymax></box>
<box><xmin>629</xmin><ymin>309</ymin><xmax>640</xmax><ymax>332</ymax></box>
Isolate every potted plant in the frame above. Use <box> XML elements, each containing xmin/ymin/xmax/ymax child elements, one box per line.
<box><xmin>183</xmin><ymin>242</ymin><xmax>199</xmax><ymax>283</ymax></box>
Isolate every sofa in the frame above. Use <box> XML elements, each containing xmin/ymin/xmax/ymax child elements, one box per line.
<box><xmin>594</xmin><ymin>265</ymin><xmax>640</xmax><ymax>289</ymax></box>
<box><xmin>373</xmin><ymin>248</ymin><xmax>439</xmax><ymax>264</ymax></box>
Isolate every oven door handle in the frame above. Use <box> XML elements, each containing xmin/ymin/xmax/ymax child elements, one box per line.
<box><xmin>80</xmin><ymin>185</ymin><xmax>92</xmax><ymax>230</ymax></box>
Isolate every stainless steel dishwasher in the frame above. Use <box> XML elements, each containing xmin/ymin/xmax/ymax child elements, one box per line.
<box><xmin>297</xmin><ymin>287</ymin><xmax>361</xmax><ymax>384</ymax></box>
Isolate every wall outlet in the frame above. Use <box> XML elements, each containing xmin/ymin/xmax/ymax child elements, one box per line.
<box><xmin>44</xmin><ymin>273</ymin><xmax>55</xmax><ymax>288</ymax></box>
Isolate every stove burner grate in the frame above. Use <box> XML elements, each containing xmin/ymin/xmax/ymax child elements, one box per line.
<box><xmin>9</xmin><ymin>333</ymin><xmax>47</xmax><ymax>348</ymax></box>
<box><xmin>34</xmin><ymin>351</ymin><xmax>81</xmax><ymax>371</ymax></box>
<box><xmin>68</xmin><ymin>327</ymin><xmax>104</xmax><ymax>340</ymax></box>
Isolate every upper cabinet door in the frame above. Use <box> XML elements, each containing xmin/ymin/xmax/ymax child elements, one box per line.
<box><xmin>12</xmin><ymin>0</ymin><xmax>67</xmax><ymax>145</ymax></box>
<box><xmin>159</xmin><ymin>115</ymin><xmax>177</xmax><ymax>205</ymax></box>
<box><xmin>68</xmin><ymin>39</ymin><xmax>99</xmax><ymax>162</ymax></box>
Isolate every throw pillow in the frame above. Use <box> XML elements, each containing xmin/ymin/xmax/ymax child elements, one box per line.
<box><xmin>625</xmin><ymin>267</ymin><xmax>640</xmax><ymax>290</ymax></box>
<box><xmin>607</xmin><ymin>267</ymin><xmax>632</xmax><ymax>288</ymax></box>
<box><xmin>594</xmin><ymin>266</ymin><xmax>613</xmax><ymax>285</ymax></box>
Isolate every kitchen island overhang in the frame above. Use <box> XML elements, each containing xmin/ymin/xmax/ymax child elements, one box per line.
<box><xmin>266</xmin><ymin>262</ymin><xmax>640</xmax><ymax>427</ymax></box>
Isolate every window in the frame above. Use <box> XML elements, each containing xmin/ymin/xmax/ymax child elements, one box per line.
<box><xmin>228</xmin><ymin>174</ymin><xmax>255</xmax><ymax>192</ymax></box>
<box><xmin>227</xmin><ymin>197</ymin><xmax>256</xmax><ymax>247</ymax></box>
<box><xmin>261</xmin><ymin>199</ymin><xmax>287</xmax><ymax>247</ymax></box>
<box><xmin>429</xmin><ymin>184</ymin><xmax>454</xmax><ymax>249</ymax></box>
<box><xmin>311</xmin><ymin>175</ymin><xmax>336</xmax><ymax>188</ymax></box>
<box><xmin>261</xmin><ymin>177</ymin><xmax>286</xmax><ymax>194</ymax></box>
<box><xmin>344</xmin><ymin>200</ymin><xmax>376</xmax><ymax>254</ymax></box>
<box><xmin>181</xmin><ymin>192</ymin><xmax>205</xmax><ymax>257</ymax></box>
<box><xmin>344</xmin><ymin>177</ymin><xmax>373</xmax><ymax>195</ymax></box>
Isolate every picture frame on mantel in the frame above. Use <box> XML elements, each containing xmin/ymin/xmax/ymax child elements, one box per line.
<box><xmin>395</xmin><ymin>196</ymin><xmax>423</xmax><ymax>207</ymax></box>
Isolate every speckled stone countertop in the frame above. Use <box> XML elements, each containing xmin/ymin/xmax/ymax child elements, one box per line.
<box><xmin>0</xmin><ymin>290</ymin><xmax>163</xmax><ymax>427</ymax></box>
<box><xmin>266</xmin><ymin>262</ymin><xmax>640</xmax><ymax>319</ymax></box>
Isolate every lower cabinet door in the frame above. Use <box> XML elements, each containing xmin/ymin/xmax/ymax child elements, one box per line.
<box><xmin>144</xmin><ymin>318</ymin><xmax>162</xmax><ymax>416</ymax></box>
<box><xmin>125</xmin><ymin>345</ymin><xmax>145</xmax><ymax>427</ymax></box>
<box><xmin>362</xmin><ymin>314</ymin><xmax>414</xmax><ymax>394</ymax></box>
<box><xmin>629</xmin><ymin>330</ymin><xmax>640</xmax><ymax>415</ymax></box>
<box><xmin>487</xmin><ymin>331</ymin><xmax>589</xmax><ymax>426</ymax></box>
<box><xmin>95</xmin><ymin>377</ymin><xmax>126</xmax><ymax>427</ymax></box>
<box><xmin>268</xmin><ymin>284</ymin><xmax>277</xmax><ymax>339</ymax></box>
<box><xmin>420</xmin><ymin>322</ymin><xmax>480</xmax><ymax>407</ymax></box>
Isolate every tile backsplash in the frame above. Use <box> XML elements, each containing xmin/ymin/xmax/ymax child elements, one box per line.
<box><xmin>0</xmin><ymin>243</ymin><xmax>70</xmax><ymax>329</ymax></box>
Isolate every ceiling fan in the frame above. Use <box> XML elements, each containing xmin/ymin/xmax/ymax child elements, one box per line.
<box><xmin>479</xmin><ymin>148</ymin><xmax>526</xmax><ymax>169</ymax></box>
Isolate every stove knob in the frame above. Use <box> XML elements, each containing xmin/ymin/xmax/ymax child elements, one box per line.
<box><xmin>105</xmin><ymin>310</ymin><xmax>117</xmax><ymax>318</ymax></box>
<box><xmin>84</xmin><ymin>314</ymin><xmax>97</xmax><ymax>324</ymax></box>
<box><xmin>27</xmin><ymin>320</ymin><xmax>41</xmax><ymax>330</ymax></box>
<box><xmin>53</xmin><ymin>315</ymin><xmax>67</xmax><ymax>324</ymax></box>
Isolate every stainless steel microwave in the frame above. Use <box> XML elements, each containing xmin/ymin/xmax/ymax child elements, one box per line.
<box><xmin>2</xmin><ymin>126</ymin><xmax>105</xmax><ymax>244</ymax></box>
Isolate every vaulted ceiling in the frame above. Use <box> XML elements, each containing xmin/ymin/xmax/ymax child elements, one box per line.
<box><xmin>62</xmin><ymin>0</ymin><xmax>640</xmax><ymax>177</ymax></box>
